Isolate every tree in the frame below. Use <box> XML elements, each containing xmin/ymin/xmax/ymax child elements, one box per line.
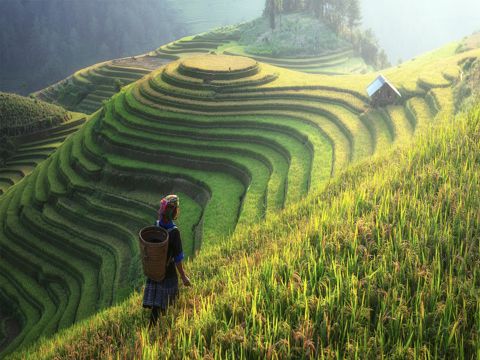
<box><xmin>264</xmin><ymin>0</ymin><xmax>283</xmax><ymax>29</ymax></box>
<box><xmin>293</xmin><ymin>0</ymin><xmax>304</xmax><ymax>11</ymax></box>
<box><xmin>346</xmin><ymin>0</ymin><xmax>361</xmax><ymax>37</ymax></box>
<box><xmin>324</xmin><ymin>0</ymin><xmax>348</xmax><ymax>33</ymax></box>
<box><xmin>276</xmin><ymin>0</ymin><xmax>284</xmax><ymax>26</ymax></box>
<box><xmin>377</xmin><ymin>49</ymin><xmax>391</xmax><ymax>69</ymax></box>
<box><xmin>264</xmin><ymin>0</ymin><xmax>276</xmax><ymax>29</ymax></box>
<box><xmin>359</xmin><ymin>29</ymin><xmax>379</xmax><ymax>66</ymax></box>
<box><xmin>311</xmin><ymin>0</ymin><xmax>325</xmax><ymax>19</ymax></box>
<box><xmin>283</xmin><ymin>0</ymin><xmax>294</xmax><ymax>12</ymax></box>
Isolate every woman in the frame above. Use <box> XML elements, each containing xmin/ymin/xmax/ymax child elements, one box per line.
<box><xmin>142</xmin><ymin>194</ymin><xmax>191</xmax><ymax>327</ymax></box>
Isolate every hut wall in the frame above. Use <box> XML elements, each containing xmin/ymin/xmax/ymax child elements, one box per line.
<box><xmin>371</xmin><ymin>85</ymin><xmax>399</xmax><ymax>107</ymax></box>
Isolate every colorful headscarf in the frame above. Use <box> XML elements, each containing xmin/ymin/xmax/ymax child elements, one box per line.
<box><xmin>158</xmin><ymin>194</ymin><xmax>179</xmax><ymax>221</ymax></box>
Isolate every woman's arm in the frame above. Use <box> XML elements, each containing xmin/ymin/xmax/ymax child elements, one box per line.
<box><xmin>176</xmin><ymin>262</ymin><xmax>191</xmax><ymax>286</ymax></box>
<box><xmin>172</xmin><ymin>229</ymin><xmax>191</xmax><ymax>286</ymax></box>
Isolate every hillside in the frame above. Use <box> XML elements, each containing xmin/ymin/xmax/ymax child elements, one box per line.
<box><xmin>0</xmin><ymin>37</ymin><xmax>477</xmax><ymax>355</ymax></box>
<box><xmin>156</xmin><ymin>13</ymin><xmax>372</xmax><ymax>75</ymax></box>
<box><xmin>9</xmin><ymin>78</ymin><xmax>480</xmax><ymax>359</ymax></box>
<box><xmin>0</xmin><ymin>93</ymin><xmax>86</xmax><ymax>197</ymax></box>
<box><xmin>34</xmin><ymin>56</ymin><xmax>169</xmax><ymax>114</ymax></box>
<box><xmin>0</xmin><ymin>92</ymin><xmax>69</xmax><ymax>137</ymax></box>
<box><xmin>34</xmin><ymin>12</ymin><xmax>374</xmax><ymax>115</ymax></box>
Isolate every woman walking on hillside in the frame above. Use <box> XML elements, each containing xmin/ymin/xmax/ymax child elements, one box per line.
<box><xmin>143</xmin><ymin>195</ymin><xmax>191</xmax><ymax>327</ymax></box>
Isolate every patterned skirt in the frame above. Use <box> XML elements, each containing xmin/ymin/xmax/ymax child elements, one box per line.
<box><xmin>142</xmin><ymin>276</ymin><xmax>179</xmax><ymax>310</ymax></box>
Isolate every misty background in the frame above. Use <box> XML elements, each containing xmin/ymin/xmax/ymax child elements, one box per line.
<box><xmin>361</xmin><ymin>0</ymin><xmax>480</xmax><ymax>63</ymax></box>
<box><xmin>0</xmin><ymin>0</ymin><xmax>478</xmax><ymax>95</ymax></box>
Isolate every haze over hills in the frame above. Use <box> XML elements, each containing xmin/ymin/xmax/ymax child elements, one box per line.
<box><xmin>361</xmin><ymin>0</ymin><xmax>480</xmax><ymax>62</ymax></box>
<box><xmin>2</xmin><ymin>0</ymin><xmax>479</xmax><ymax>95</ymax></box>
<box><xmin>0</xmin><ymin>2</ymin><xmax>480</xmax><ymax>358</ymax></box>
<box><xmin>0</xmin><ymin>0</ymin><xmax>186</xmax><ymax>95</ymax></box>
<box><xmin>165</xmin><ymin>0</ymin><xmax>264</xmax><ymax>34</ymax></box>
<box><xmin>34</xmin><ymin>10</ymin><xmax>377</xmax><ymax>116</ymax></box>
<box><xmin>0</xmin><ymin>0</ymin><xmax>263</xmax><ymax>95</ymax></box>
<box><xmin>157</xmin><ymin>0</ymin><xmax>480</xmax><ymax>66</ymax></box>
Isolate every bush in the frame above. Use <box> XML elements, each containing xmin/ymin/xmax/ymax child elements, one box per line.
<box><xmin>352</xmin><ymin>29</ymin><xmax>390</xmax><ymax>69</ymax></box>
<box><xmin>0</xmin><ymin>92</ymin><xmax>68</xmax><ymax>137</ymax></box>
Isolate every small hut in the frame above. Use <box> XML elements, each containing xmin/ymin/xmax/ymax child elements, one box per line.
<box><xmin>367</xmin><ymin>75</ymin><xmax>401</xmax><ymax>107</ymax></box>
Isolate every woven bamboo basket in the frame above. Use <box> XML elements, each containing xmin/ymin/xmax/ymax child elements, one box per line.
<box><xmin>138</xmin><ymin>226</ymin><xmax>169</xmax><ymax>281</ymax></box>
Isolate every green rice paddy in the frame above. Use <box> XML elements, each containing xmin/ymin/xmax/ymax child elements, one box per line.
<box><xmin>1</xmin><ymin>38</ymin><xmax>479</xmax><ymax>357</ymax></box>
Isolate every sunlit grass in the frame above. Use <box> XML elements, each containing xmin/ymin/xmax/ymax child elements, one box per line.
<box><xmin>13</xmin><ymin>99</ymin><xmax>480</xmax><ymax>360</ymax></box>
<box><xmin>3</xmin><ymin>41</ymin><xmax>480</xmax><ymax>357</ymax></box>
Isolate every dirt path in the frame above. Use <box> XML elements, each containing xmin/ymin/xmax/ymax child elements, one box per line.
<box><xmin>112</xmin><ymin>55</ymin><xmax>172</xmax><ymax>71</ymax></box>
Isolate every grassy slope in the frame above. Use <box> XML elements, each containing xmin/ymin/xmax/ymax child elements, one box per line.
<box><xmin>2</xmin><ymin>42</ymin><xmax>479</xmax><ymax>357</ymax></box>
<box><xmin>34</xmin><ymin>61</ymin><xmax>157</xmax><ymax>115</ymax></box>
<box><xmin>12</xmin><ymin>94</ymin><xmax>480</xmax><ymax>360</ymax></box>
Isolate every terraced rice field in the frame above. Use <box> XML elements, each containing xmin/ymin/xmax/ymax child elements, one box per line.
<box><xmin>222</xmin><ymin>46</ymin><xmax>367</xmax><ymax>75</ymax></box>
<box><xmin>0</xmin><ymin>115</ymin><xmax>86</xmax><ymax>197</ymax></box>
<box><xmin>155</xmin><ymin>34</ymin><xmax>370</xmax><ymax>75</ymax></box>
<box><xmin>35</xmin><ymin>27</ymin><xmax>369</xmax><ymax>115</ymax></box>
<box><xmin>1</xmin><ymin>45</ymin><xmax>475</xmax><ymax>355</ymax></box>
<box><xmin>35</xmin><ymin>57</ymin><xmax>169</xmax><ymax>115</ymax></box>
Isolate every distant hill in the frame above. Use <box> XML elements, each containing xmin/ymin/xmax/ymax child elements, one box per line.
<box><xmin>232</xmin><ymin>13</ymin><xmax>351</xmax><ymax>57</ymax></box>
<box><xmin>197</xmin><ymin>13</ymin><xmax>373</xmax><ymax>75</ymax></box>
<box><xmin>0</xmin><ymin>0</ymin><xmax>187</xmax><ymax>95</ymax></box>
<box><xmin>35</xmin><ymin>12</ymin><xmax>375</xmax><ymax>115</ymax></box>
<box><xmin>34</xmin><ymin>57</ymin><xmax>167</xmax><ymax>115</ymax></box>
<box><xmin>0</xmin><ymin>0</ymin><xmax>264</xmax><ymax>96</ymax></box>
<box><xmin>0</xmin><ymin>92</ymin><xmax>69</xmax><ymax>137</ymax></box>
<box><xmin>0</xmin><ymin>92</ymin><xmax>85</xmax><ymax>196</ymax></box>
